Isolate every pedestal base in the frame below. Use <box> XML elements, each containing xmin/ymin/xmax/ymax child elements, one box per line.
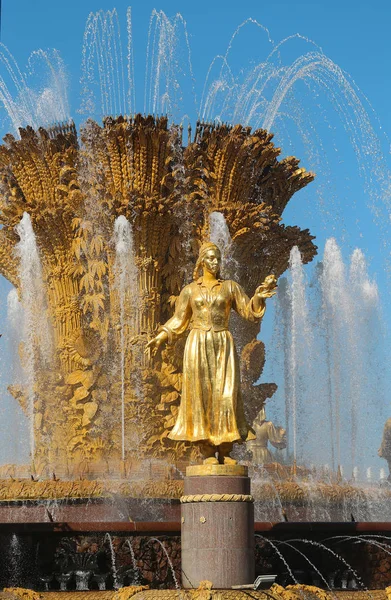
<box><xmin>181</xmin><ymin>465</ymin><xmax>254</xmax><ymax>589</ymax></box>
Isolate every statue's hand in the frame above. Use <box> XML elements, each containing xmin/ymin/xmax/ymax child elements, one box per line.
<box><xmin>257</xmin><ymin>288</ymin><xmax>277</xmax><ymax>299</ymax></box>
<box><xmin>256</xmin><ymin>274</ymin><xmax>277</xmax><ymax>299</ymax></box>
<box><xmin>145</xmin><ymin>330</ymin><xmax>169</xmax><ymax>359</ymax></box>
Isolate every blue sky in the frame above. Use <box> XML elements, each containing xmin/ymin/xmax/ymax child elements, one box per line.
<box><xmin>2</xmin><ymin>1</ymin><xmax>390</xmax><ymax>133</ymax></box>
<box><xmin>0</xmin><ymin>0</ymin><xmax>390</xmax><ymax>472</ymax></box>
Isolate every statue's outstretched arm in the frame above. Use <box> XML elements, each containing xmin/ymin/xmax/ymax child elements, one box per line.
<box><xmin>268</xmin><ymin>422</ymin><xmax>287</xmax><ymax>450</ymax></box>
<box><xmin>232</xmin><ymin>275</ymin><xmax>276</xmax><ymax>322</ymax></box>
<box><xmin>252</xmin><ymin>274</ymin><xmax>277</xmax><ymax>315</ymax></box>
<box><xmin>145</xmin><ymin>285</ymin><xmax>192</xmax><ymax>357</ymax></box>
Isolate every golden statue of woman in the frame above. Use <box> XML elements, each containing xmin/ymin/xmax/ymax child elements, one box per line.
<box><xmin>146</xmin><ymin>242</ymin><xmax>277</xmax><ymax>465</ymax></box>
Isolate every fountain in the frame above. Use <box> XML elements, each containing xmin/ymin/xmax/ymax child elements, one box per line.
<box><xmin>0</xmin><ymin>6</ymin><xmax>390</xmax><ymax>597</ymax></box>
<box><xmin>0</xmin><ymin>111</ymin><xmax>315</xmax><ymax>484</ymax></box>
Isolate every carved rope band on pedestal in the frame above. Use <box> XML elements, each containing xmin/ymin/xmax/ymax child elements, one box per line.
<box><xmin>180</xmin><ymin>493</ymin><xmax>254</xmax><ymax>503</ymax></box>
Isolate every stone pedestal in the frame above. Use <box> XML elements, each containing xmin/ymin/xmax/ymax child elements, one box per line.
<box><xmin>181</xmin><ymin>464</ymin><xmax>254</xmax><ymax>589</ymax></box>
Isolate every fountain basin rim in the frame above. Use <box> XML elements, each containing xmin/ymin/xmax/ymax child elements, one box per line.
<box><xmin>2</xmin><ymin>521</ymin><xmax>391</xmax><ymax>533</ymax></box>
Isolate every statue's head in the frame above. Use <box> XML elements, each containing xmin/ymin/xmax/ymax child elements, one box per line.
<box><xmin>193</xmin><ymin>242</ymin><xmax>221</xmax><ymax>279</ymax></box>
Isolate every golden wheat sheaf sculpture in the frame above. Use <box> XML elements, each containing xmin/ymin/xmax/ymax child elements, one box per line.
<box><xmin>0</xmin><ymin>115</ymin><xmax>316</xmax><ymax>477</ymax></box>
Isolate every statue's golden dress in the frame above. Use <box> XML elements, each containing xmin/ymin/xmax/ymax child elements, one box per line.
<box><xmin>161</xmin><ymin>277</ymin><xmax>264</xmax><ymax>446</ymax></box>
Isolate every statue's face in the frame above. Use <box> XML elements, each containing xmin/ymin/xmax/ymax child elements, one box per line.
<box><xmin>202</xmin><ymin>248</ymin><xmax>221</xmax><ymax>276</ymax></box>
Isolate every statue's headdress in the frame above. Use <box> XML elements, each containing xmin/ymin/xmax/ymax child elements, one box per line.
<box><xmin>193</xmin><ymin>242</ymin><xmax>221</xmax><ymax>280</ymax></box>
